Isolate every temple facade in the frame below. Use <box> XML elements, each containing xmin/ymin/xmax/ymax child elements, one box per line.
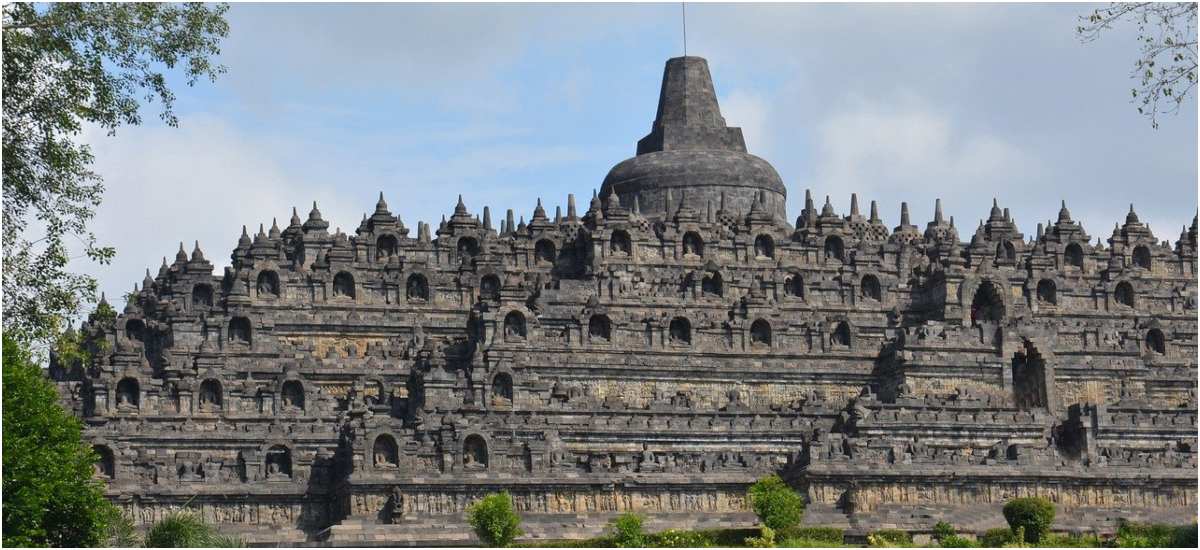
<box><xmin>54</xmin><ymin>57</ymin><xmax>1198</xmax><ymax>545</ymax></box>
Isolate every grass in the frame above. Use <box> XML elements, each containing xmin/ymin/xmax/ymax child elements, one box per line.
<box><xmin>517</xmin><ymin>522</ymin><xmax>1198</xmax><ymax>548</ymax></box>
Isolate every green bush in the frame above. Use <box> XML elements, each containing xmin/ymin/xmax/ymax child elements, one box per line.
<box><xmin>467</xmin><ymin>492</ymin><xmax>524</xmax><ymax>547</ymax></box>
<box><xmin>779</xmin><ymin>536</ymin><xmax>851</xmax><ymax>548</ymax></box>
<box><xmin>932</xmin><ymin>521</ymin><xmax>956</xmax><ymax>542</ymax></box>
<box><xmin>2</xmin><ymin>335</ymin><xmax>116</xmax><ymax>547</ymax></box>
<box><xmin>745</xmin><ymin>526</ymin><xmax>777</xmax><ymax>548</ymax></box>
<box><xmin>868</xmin><ymin>529</ymin><xmax>913</xmax><ymax>547</ymax></box>
<box><xmin>747</xmin><ymin>475</ymin><xmax>805</xmax><ymax>531</ymax></box>
<box><xmin>980</xmin><ymin>528</ymin><xmax>1016</xmax><ymax>547</ymax></box>
<box><xmin>610</xmin><ymin>512</ymin><xmax>644</xmax><ymax>548</ymax></box>
<box><xmin>647</xmin><ymin>528</ymin><xmax>712</xmax><ymax>548</ymax></box>
<box><xmin>1116</xmin><ymin>521</ymin><xmax>1198</xmax><ymax>548</ymax></box>
<box><xmin>1002</xmin><ymin>527</ymin><xmax>1030</xmax><ymax>548</ymax></box>
<box><xmin>1037</xmin><ymin>532</ymin><xmax>1102</xmax><ymax>547</ymax></box>
<box><xmin>144</xmin><ymin>511</ymin><xmax>242</xmax><ymax>547</ymax></box>
<box><xmin>938</xmin><ymin>534</ymin><xmax>979</xmax><ymax>548</ymax></box>
<box><xmin>102</xmin><ymin>506</ymin><xmax>141</xmax><ymax>547</ymax></box>
<box><xmin>1002</xmin><ymin>497</ymin><xmax>1055</xmax><ymax>543</ymax></box>
<box><xmin>779</xmin><ymin>526</ymin><xmax>844</xmax><ymax>544</ymax></box>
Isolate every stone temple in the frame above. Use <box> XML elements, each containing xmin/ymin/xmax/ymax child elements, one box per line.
<box><xmin>53</xmin><ymin>56</ymin><xmax>1198</xmax><ymax>545</ymax></box>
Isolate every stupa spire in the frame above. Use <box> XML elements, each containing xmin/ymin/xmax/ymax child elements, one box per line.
<box><xmin>636</xmin><ymin>56</ymin><xmax>746</xmax><ymax>155</ymax></box>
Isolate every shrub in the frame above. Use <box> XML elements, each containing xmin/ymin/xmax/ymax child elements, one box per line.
<box><xmin>610</xmin><ymin>512</ymin><xmax>644</xmax><ymax>548</ymax></box>
<box><xmin>1038</xmin><ymin>532</ymin><xmax>1102</xmax><ymax>547</ymax></box>
<box><xmin>938</xmin><ymin>534</ymin><xmax>979</xmax><ymax>548</ymax></box>
<box><xmin>467</xmin><ymin>492</ymin><xmax>523</xmax><ymax>547</ymax></box>
<box><xmin>1116</xmin><ymin>521</ymin><xmax>1198</xmax><ymax>548</ymax></box>
<box><xmin>2</xmin><ymin>335</ymin><xmax>115</xmax><ymax>547</ymax></box>
<box><xmin>747</xmin><ymin>475</ymin><xmax>805</xmax><ymax>531</ymax></box>
<box><xmin>698</xmin><ymin>528</ymin><xmax>758</xmax><ymax>546</ymax></box>
<box><xmin>780</xmin><ymin>537</ymin><xmax>849</xmax><ymax>548</ymax></box>
<box><xmin>868</xmin><ymin>529</ymin><xmax>913</xmax><ymax>547</ymax></box>
<box><xmin>1000</xmin><ymin>527</ymin><xmax>1030</xmax><ymax>548</ymax></box>
<box><xmin>980</xmin><ymin>527</ymin><xmax>1016</xmax><ymax>547</ymax></box>
<box><xmin>746</xmin><ymin>526</ymin><xmax>777</xmax><ymax>548</ymax></box>
<box><xmin>144</xmin><ymin>511</ymin><xmax>243</xmax><ymax>547</ymax></box>
<box><xmin>648</xmin><ymin>528</ymin><xmax>711</xmax><ymax>548</ymax></box>
<box><xmin>932</xmin><ymin>521</ymin><xmax>956</xmax><ymax>542</ymax></box>
<box><xmin>1002</xmin><ymin>497</ymin><xmax>1055</xmax><ymax>543</ymax></box>
<box><xmin>780</xmin><ymin>526</ymin><xmax>844</xmax><ymax>544</ymax></box>
<box><xmin>102</xmin><ymin>507</ymin><xmax>141</xmax><ymax>547</ymax></box>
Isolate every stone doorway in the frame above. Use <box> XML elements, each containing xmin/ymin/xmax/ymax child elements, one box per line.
<box><xmin>1012</xmin><ymin>341</ymin><xmax>1048</xmax><ymax>409</ymax></box>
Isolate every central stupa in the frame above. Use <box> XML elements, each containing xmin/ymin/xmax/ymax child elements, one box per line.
<box><xmin>601</xmin><ymin>56</ymin><xmax>787</xmax><ymax>221</ymax></box>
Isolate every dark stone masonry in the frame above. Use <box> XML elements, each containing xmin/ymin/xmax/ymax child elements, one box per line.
<box><xmin>54</xmin><ymin>57</ymin><xmax>1197</xmax><ymax>545</ymax></box>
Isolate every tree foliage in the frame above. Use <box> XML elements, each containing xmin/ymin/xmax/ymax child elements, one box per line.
<box><xmin>2</xmin><ymin>334</ymin><xmax>112</xmax><ymax>547</ymax></box>
<box><xmin>144</xmin><ymin>511</ymin><xmax>243</xmax><ymax>548</ymax></box>
<box><xmin>1</xmin><ymin>2</ymin><xmax>229</xmax><ymax>348</ymax></box>
<box><xmin>466</xmin><ymin>492</ymin><xmax>523</xmax><ymax>547</ymax></box>
<box><xmin>1078</xmin><ymin>2</ymin><xmax>1198</xmax><ymax>128</ymax></box>
<box><xmin>1002</xmin><ymin>497</ymin><xmax>1056</xmax><ymax>543</ymax></box>
<box><xmin>747</xmin><ymin>475</ymin><xmax>805</xmax><ymax>532</ymax></box>
<box><xmin>1115</xmin><ymin>521</ymin><xmax>1198</xmax><ymax>548</ymax></box>
<box><xmin>610</xmin><ymin>512</ymin><xmax>645</xmax><ymax>548</ymax></box>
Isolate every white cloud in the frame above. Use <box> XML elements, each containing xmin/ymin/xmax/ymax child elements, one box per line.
<box><xmin>74</xmin><ymin>115</ymin><xmax>594</xmax><ymax>309</ymax></box>
<box><xmin>800</xmin><ymin>96</ymin><xmax>1039</xmax><ymax>227</ymax></box>
<box><xmin>78</xmin><ymin>116</ymin><xmax>361</xmax><ymax>305</ymax></box>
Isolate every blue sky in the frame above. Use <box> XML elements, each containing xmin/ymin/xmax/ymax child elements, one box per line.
<box><xmin>81</xmin><ymin>2</ymin><xmax>1197</xmax><ymax>305</ymax></box>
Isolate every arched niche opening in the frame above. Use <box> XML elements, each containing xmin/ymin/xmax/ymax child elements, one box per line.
<box><xmin>534</xmin><ymin>239</ymin><xmax>556</xmax><ymax>265</ymax></box>
<box><xmin>1146</xmin><ymin>328</ymin><xmax>1167</xmax><ymax>355</ymax></box>
<box><xmin>1012</xmin><ymin>342</ymin><xmax>1048</xmax><ymax>410</ymax></box>
<box><xmin>831</xmin><ymin>321</ymin><xmax>852</xmax><ymax>348</ymax></box>
<box><xmin>682</xmin><ymin>232</ymin><xmax>704</xmax><ymax>257</ymax></box>
<box><xmin>1064</xmin><ymin>243</ymin><xmax>1084</xmax><ymax>268</ymax></box>
<box><xmin>589</xmin><ymin>314</ymin><xmax>611</xmax><ymax>341</ymax></box>
<box><xmin>281</xmin><ymin>380</ymin><xmax>305</xmax><ymax>412</ymax></box>
<box><xmin>373</xmin><ymin>435</ymin><xmax>399</xmax><ymax>468</ymax></box>
<box><xmin>479</xmin><ymin>274</ymin><xmax>501</xmax><ymax>302</ymax></box>
<box><xmin>333</xmin><ymin>271</ymin><xmax>356</xmax><ymax>299</ymax></box>
<box><xmin>229</xmin><ymin>317</ymin><xmax>252</xmax><ymax>345</ymax></box>
<box><xmin>376</xmin><ymin>234</ymin><xmax>399</xmax><ymax>261</ymax></box>
<box><xmin>116</xmin><ymin>378</ymin><xmax>139</xmax><ymax>410</ymax></box>
<box><xmin>504</xmin><ymin>311</ymin><xmax>526</xmax><ymax>340</ymax></box>
<box><xmin>457</xmin><ymin>237</ymin><xmax>480</xmax><ymax>260</ymax></box>
<box><xmin>463</xmin><ymin>435</ymin><xmax>488</xmax><ymax>470</ymax></box>
<box><xmin>754</xmin><ymin>234</ymin><xmax>775</xmax><ymax>259</ymax></box>
<box><xmin>364</xmin><ymin>380</ymin><xmax>386</xmax><ymax>406</ymax></box>
<box><xmin>1114</xmin><ymin>281</ymin><xmax>1135</xmax><ymax>308</ymax></box>
<box><xmin>198</xmin><ymin>379</ymin><xmax>222</xmax><ymax>411</ymax></box>
<box><xmin>192</xmin><ymin>284</ymin><xmax>213</xmax><ymax>307</ymax></box>
<box><xmin>94</xmin><ymin>445</ymin><xmax>115</xmax><ymax>479</ymax></box>
<box><xmin>125</xmin><ymin>319</ymin><xmax>145</xmax><ymax>343</ymax></box>
<box><xmin>997</xmin><ymin>241</ymin><xmax>1016</xmax><ymax>261</ymax></box>
<box><xmin>970</xmin><ymin>281</ymin><xmax>1005</xmax><ymax>325</ymax></box>
<box><xmin>257</xmin><ymin>270</ymin><xmax>280</xmax><ymax>298</ymax></box>
<box><xmin>701</xmin><ymin>271</ymin><xmax>723</xmax><ymax>297</ymax></box>
<box><xmin>1132</xmin><ymin>245</ymin><xmax>1152</xmax><ymax>270</ymax></box>
<box><xmin>1036</xmin><ymin>279</ymin><xmax>1057</xmax><ymax>305</ymax></box>
<box><xmin>824</xmin><ymin>235</ymin><xmax>845</xmax><ymax>262</ymax></box>
<box><xmin>669</xmin><ymin>317</ymin><xmax>692</xmax><ymax>345</ymax></box>
<box><xmin>492</xmin><ymin>373</ymin><xmax>514</xmax><ymax>405</ymax></box>
<box><xmin>610</xmin><ymin>230</ymin><xmax>632</xmax><ymax>256</ymax></box>
<box><xmin>406</xmin><ymin>273</ymin><xmax>429</xmax><ymax>302</ymax></box>
<box><xmin>860</xmin><ymin>275</ymin><xmax>882</xmax><ymax>302</ymax></box>
<box><xmin>785</xmin><ymin>274</ymin><xmax>804</xmax><ymax>299</ymax></box>
<box><xmin>750</xmin><ymin>319</ymin><xmax>772</xmax><ymax>348</ymax></box>
<box><xmin>265</xmin><ymin>445</ymin><xmax>292</xmax><ymax>480</ymax></box>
